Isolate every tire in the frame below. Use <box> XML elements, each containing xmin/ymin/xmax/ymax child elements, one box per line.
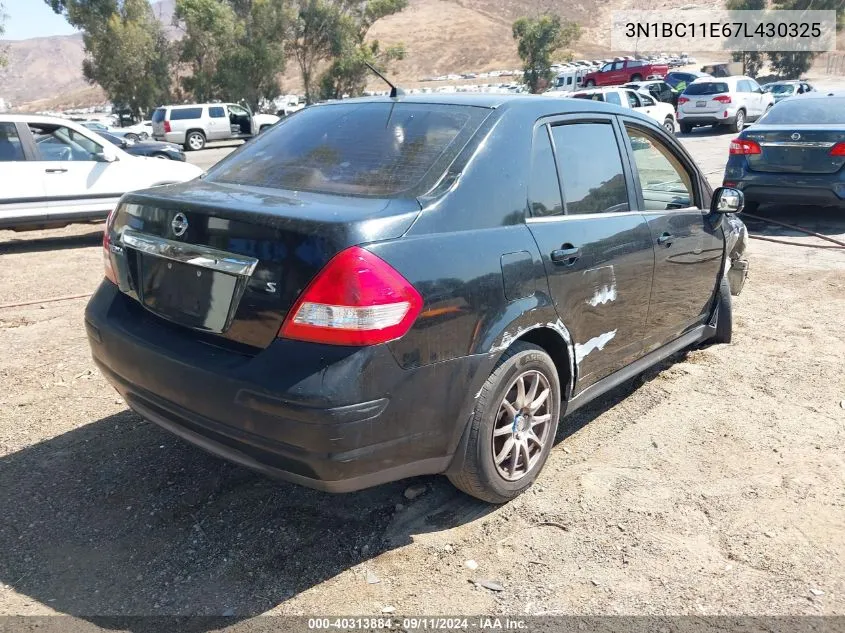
<box><xmin>663</xmin><ymin>116</ymin><xmax>675</xmax><ymax>134</ymax></box>
<box><xmin>730</xmin><ymin>109</ymin><xmax>745</xmax><ymax>133</ymax></box>
<box><xmin>630</xmin><ymin>74</ymin><xmax>642</xmax><ymax>82</ymax></box>
<box><xmin>125</xmin><ymin>133</ymin><xmax>140</xmax><ymax>142</ymax></box>
<box><xmin>680</xmin><ymin>122</ymin><xmax>692</xmax><ymax>134</ymax></box>
<box><xmin>185</xmin><ymin>131</ymin><xmax>206</xmax><ymax>151</ymax></box>
<box><xmin>448</xmin><ymin>342</ymin><xmax>561</xmax><ymax>504</ymax></box>
<box><xmin>585</xmin><ymin>79</ymin><xmax>595</xmax><ymax>87</ymax></box>
<box><xmin>711</xmin><ymin>277</ymin><xmax>733</xmax><ymax>344</ymax></box>
<box><xmin>259</xmin><ymin>125</ymin><xmax>272</xmax><ymax>133</ymax></box>
<box><xmin>152</xmin><ymin>152</ymin><xmax>170</xmax><ymax>160</ymax></box>
<box><xmin>140</xmin><ymin>132</ymin><xmax>149</xmax><ymax>140</ymax></box>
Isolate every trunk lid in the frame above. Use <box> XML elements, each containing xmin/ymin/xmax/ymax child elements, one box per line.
<box><xmin>743</xmin><ymin>125</ymin><xmax>845</xmax><ymax>174</ymax></box>
<box><xmin>679</xmin><ymin>81</ymin><xmax>731</xmax><ymax>115</ymax></box>
<box><xmin>110</xmin><ymin>179</ymin><xmax>421</xmax><ymax>349</ymax></box>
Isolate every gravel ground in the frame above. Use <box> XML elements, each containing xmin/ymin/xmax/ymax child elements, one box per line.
<box><xmin>0</xmin><ymin>122</ymin><xmax>843</xmax><ymax>625</ymax></box>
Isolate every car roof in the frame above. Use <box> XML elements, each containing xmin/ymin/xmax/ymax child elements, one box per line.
<box><xmin>769</xmin><ymin>80</ymin><xmax>803</xmax><ymax>85</ymax></box>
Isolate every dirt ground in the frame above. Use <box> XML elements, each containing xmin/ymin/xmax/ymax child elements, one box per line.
<box><xmin>0</xmin><ymin>125</ymin><xmax>843</xmax><ymax>625</ymax></box>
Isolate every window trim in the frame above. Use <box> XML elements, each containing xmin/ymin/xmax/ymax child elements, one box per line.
<box><xmin>618</xmin><ymin>117</ymin><xmax>704</xmax><ymax>214</ymax></box>
<box><xmin>526</xmin><ymin>123</ymin><xmax>566</xmax><ymax>218</ymax></box>
<box><xmin>0</xmin><ymin>122</ymin><xmax>34</xmax><ymax>162</ymax></box>
<box><xmin>525</xmin><ymin>113</ymin><xmax>640</xmax><ymax>223</ymax></box>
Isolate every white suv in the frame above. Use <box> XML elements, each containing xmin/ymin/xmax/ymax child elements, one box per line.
<box><xmin>151</xmin><ymin>103</ymin><xmax>280</xmax><ymax>151</ymax></box>
<box><xmin>570</xmin><ymin>87</ymin><xmax>677</xmax><ymax>133</ymax></box>
<box><xmin>0</xmin><ymin>115</ymin><xmax>202</xmax><ymax>231</ymax></box>
<box><xmin>677</xmin><ymin>76</ymin><xmax>774</xmax><ymax>134</ymax></box>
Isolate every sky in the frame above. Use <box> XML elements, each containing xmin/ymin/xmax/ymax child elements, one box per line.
<box><xmin>2</xmin><ymin>0</ymin><xmax>81</xmax><ymax>40</ymax></box>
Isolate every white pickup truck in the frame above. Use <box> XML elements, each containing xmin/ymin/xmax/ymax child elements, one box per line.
<box><xmin>570</xmin><ymin>87</ymin><xmax>678</xmax><ymax>134</ymax></box>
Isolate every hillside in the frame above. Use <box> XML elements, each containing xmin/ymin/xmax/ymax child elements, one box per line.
<box><xmin>0</xmin><ymin>0</ymin><xmax>735</xmax><ymax>110</ymax></box>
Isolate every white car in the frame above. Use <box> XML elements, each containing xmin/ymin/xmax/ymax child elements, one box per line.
<box><xmin>0</xmin><ymin>115</ymin><xmax>202</xmax><ymax>231</ymax></box>
<box><xmin>571</xmin><ymin>87</ymin><xmax>678</xmax><ymax>133</ymax></box>
<box><xmin>677</xmin><ymin>75</ymin><xmax>774</xmax><ymax>134</ymax></box>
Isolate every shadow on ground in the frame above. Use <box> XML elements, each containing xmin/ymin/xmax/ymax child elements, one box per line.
<box><xmin>742</xmin><ymin>204</ymin><xmax>845</xmax><ymax>239</ymax></box>
<box><xmin>0</xmin><ymin>229</ymin><xmax>103</xmax><ymax>255</ymax></box>
<box><xmin>0</xmin><ymin>352</ymin><xmax>671</xmax><ymax>629</ymax></box>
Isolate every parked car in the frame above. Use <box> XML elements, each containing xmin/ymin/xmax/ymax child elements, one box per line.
<box><xmin>85</xmin><ymin>94</ymin><xmax>745</xmax><ymax>503</ymax></box>
<box><xmin>0</xmin><ymin>115</ymin><xmax>202</xmax><ymax>230</ymax></box>
<box><xmin>571</xmin><ymin>87</ymin><xmax>677</xmax><ymax>133</ymax></box>
<box><xmin>119</xmin><ymin>120</ymin><xmax>153</xmax><ymax>140</ymax></box>
<box><xmin>723</xmin><ymin>91</ymin><xmax>845</xmax><ymax>212</ymax></box>
<box><xmin>583</xmin><ymin>59</ymin><xmax>670</xmax><ymax>87</ymax></box>
<box><xmin>624</xmin><ymin>80</ymin><xmax>679</xmax><ymax>107</ymax></box>
<box><xmin>677</xmin><ymin>76</ymin><xmax>774</xmax><ymax>134</ymax></box>
<box><xmin>151</xmin><ymin>103</ymin><xmax>279</xmax><ymax>151</ymax></box>
<box><xmin>761</xmin><ymin>80</ymin><xmax>815</xmax><ymax>103</ymax></box>
<box><xmin>99</xmin><ymin>132</ymin><xmax>186</xmax><ymax>161</ymax></box>
<box><xmin>82</xmin><ymin>121</ymin><xmax>142</xmax><ymax>142</ymax></box>
<box><xmin>664</xmin><ymin>71</ymin><xmax>711</xmax><ymax>92</ymax></box>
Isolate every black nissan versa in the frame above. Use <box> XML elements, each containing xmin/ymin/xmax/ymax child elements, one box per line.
<box><xmin>85</xmin><ymin>95</ymin><xmax>745</xmax><ymax>503</ymax></box>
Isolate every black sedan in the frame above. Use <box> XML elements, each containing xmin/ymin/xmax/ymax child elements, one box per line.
<box><xmin>723</xmin><ymin>91</ymin><xmax>845</xmax><ymax>212</ymax></box>
<box><xmin>99</xmin><ymin>131</ymin><xmax>186</xmax><ymax>161</ymax></box>
<box><xmin>87</xmin><ymin>95</ymin><xmax>744</xmax><ymax>503</ymax></box>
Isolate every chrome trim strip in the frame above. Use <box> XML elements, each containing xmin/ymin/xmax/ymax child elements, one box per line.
<box><xmin>121</xmin><ymin>228</ymin><xmax>258</xmax><ymax>276</ymax></box>
<box><xmin>758</xmin><ymin>141</ymin><xmax>835</xmax><ymax>148</ymax></box>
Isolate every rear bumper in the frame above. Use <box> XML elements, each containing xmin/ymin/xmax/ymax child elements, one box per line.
<box><xmin>153</xmin><ymin>131</ymin><xmax>187</xmax><ymax>145</ymax></box>
<box><xmin>678</xmin><ymin>111</ymin><xmax>735</xmax><ymax>126</ymax></box>
<box><xmin>725</xmin><ymin>170</ymin><xmax>845</xmax><ymax>207</ymax></box>
<box><xmin>85</xmin><ymin>283</ymin><xmax>488</xmax><ymax>492</ymax></box>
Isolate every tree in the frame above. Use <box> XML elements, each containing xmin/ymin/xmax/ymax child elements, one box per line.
<box><xmin>45</xmin><ymin>0</ymin><xmax>173</xmax><ymax>118</ymax></box>
<box><xmin>765</xmin><ymin>0</ymin><xmax>845</xmax><ymax>78</ymax></box>
<box><xmin>0</xmin><ymin>1</ymin><xmax>7</xmax><ymax>68</ymax></box>
<box><xmin>512</xmin><ymin>15</ymin><xmax>580</xmax><ymax>94</ymax></box>
<box><xmin>725</xmin><ymin>0</ymin><xmax>766</xmax><ymax>76</ymax></box>
<box><xmin>318</xmin><ymin>0</ymin><xmax>407</xmax><ymax>100</ymax></box>
<box><xmin>288</xmin><ymin>0</ymin><xmax>346</xmax><ymax>104</ymax></box>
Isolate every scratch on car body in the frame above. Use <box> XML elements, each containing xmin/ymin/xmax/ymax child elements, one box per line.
<box><xmin>586</xmin><ymin>266</ymin><xmax>617</xmax><ymax>307</ymax></box>
<box><xmin>574</xmin><ymin>330</ymin><xmax>617</xmax><ymax>365</ymax></box>
<box><xmin>588</xmin><ymin>284</ymin><xmax>617</xmax><ymax>307</ymax></box>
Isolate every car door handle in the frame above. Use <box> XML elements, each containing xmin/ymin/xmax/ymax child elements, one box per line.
<box><xmin>550</xmin><ymin>245</ymin><xmax>581</xmax><ymax>266</ymax></box>
<box><xmin>45</xmin><ymin>168</ymin><xmax>68</xmax><ymax>173</ymax></box>
<box><xmin>657</xmin><ymin>232</ymin><xmax>674</xmax><ymax>246</ymax></box>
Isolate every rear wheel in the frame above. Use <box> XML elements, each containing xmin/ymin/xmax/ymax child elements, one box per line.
<box><xmin>448</xmin><ymin>342</ymin><xmax>561</xmax><ymax>503</ymax></box>
<box><xmin>663</xmin><ymin>116</ymin><xmax>675</xmax><ymax>134</ymax></box>
<box><xmin>152</xmin><ymin>152</ymin><xmax>170</xmax><ymax>160</ymax></box>
<box><xmin>585</xmin><ymin>79</ymin><xmax>595</xmax><ymax>87</ymax></box>
<box><xmin>125</xmin><ymin>133</ymin><xmax>140</xmax><ymax>142</ymax></box>
<box><xmin>711</xmin><ymin>277</ymin><xmax>733</xmax><ymax>344</ymax></box>
<box><xmin>680</xmin><ymin>122</ymin><xmax>692</xmax><ymax>134</ymax></box>
<box><xmin>730</xmin><ymin>109</ymin><xmax>745</xmax><ymax>133</ymax></box>
<box><xmin>185</xmin><ymin>131</ymin><xmax>206</xmax><ymax>151</ymax></box>
<box><xmin>630</xmin><ymin>74</ymin><xmax>642</xmax><ymax>82</ymax></box>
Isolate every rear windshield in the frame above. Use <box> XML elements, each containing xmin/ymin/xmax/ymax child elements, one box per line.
<box><xmin>760</xmin><ymin>98</ymin><xmax>845</xmax><ymax>124</ymax></box>
<box><xmin>572</xmin><ymin>93</ymin><xmax>605</xmax><ymax>102</ymax></box>
<box><xmin>170</xmin><ymin>107</ymin><xmax>204</xmax><ymax>120</ymax></box>
<box><xmin>769</xmin><ymin>84</ymin><xmax>796</xmax><ymax>94</ymax></box>
<box><xmin>206</xmin><ymin>102</ymin><xmax>488</xmax><ymax>197</ymax></box>
<box><xmin>151</xmin><ymin>108</ymin><xmax>166</xmax><ymax>123</ymax></box>
<box><xmin>684</xmin><ymin>82</ymin><xmax>729</xmax><ymax>95</ymax></box>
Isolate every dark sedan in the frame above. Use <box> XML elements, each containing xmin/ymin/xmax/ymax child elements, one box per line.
<box><xmin>723</xmin><ymin>91</ymin><xmax>845</xmax><ymax>212</ymax></box>
<box><xmin>86</xmin><ymin>95</ymin><xmax>744</xmax><ymax>503</ymax></box>
<box><xmin>99</xmin><ymin>131</ymin><xmax>186</xmax><ymax>161</ymax></box>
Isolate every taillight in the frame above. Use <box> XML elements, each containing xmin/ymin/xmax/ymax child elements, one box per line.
<box><xmin>678</xmin><ymin>96</ymin><xmax>689</xmax><ymax>105</ymax></box>
<box><xmin>279</xmin><ymin>246</ymin><xmax>423</xmax><ymax>346</ymax></box>
<box><xmin>714</xmin><ymin>95</ymin><xmax>732</xmax><ymax>104</ymax></box>
<box><xmin>102</xmin><ymin>208</ymin><xmax>119</xmax><ymax>284</ymax></box>
<box><xmin>163</xmin><ymin>120</ymin><xmax>172</xmax><ymax>133</ymax></box>
<box><xmin>830</xmin><ymin>142</ymin><xmax>845</xmax><ymax>156</ymax></box>
<box><xmin>729</xmin><ymin>138</ymin><xmax>761</xmax><ymax>155</ymax></box>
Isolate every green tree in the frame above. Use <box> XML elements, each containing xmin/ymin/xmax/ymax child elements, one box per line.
<box><xmin>288</xmin><ymin>0</ymin><xmax>346</xmax><ymax>104</ymax></box>
<box><xmin>318</xmin><ymin>0</ymin><xmax>407</xmax><ymax>100</ymax></box>
<box><xmin>512</xmin><ymin>15</ymin><xmax>580</xmax><ymax>94</ymax></box>
<box><xmin>766</xmin><ymin>0</ymin><xmax>845</xmax><ymax>78</ymax></box>
<box><xmin>174</xmin><ymin>0</ymin><xmax>239</xmax><ymax>102</ymax></box>
<box><xmin>45</xmin><ymin>0</ymin><xmax>172</xmax><ymax>118</ymax></box>
<box><xmin>726</xmin><ymin>0</ymin><xmax>766</xmax><ymax>76</ymax></box>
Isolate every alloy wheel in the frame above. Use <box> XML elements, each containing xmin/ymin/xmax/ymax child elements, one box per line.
<box><xmin>491</xmin><ymin>370</ymin><xmax>553</xmax><ymax>481</ymax></box>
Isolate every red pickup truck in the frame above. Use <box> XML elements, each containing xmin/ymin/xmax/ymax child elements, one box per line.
<box><xmin>583</xmin><ymin>60</ymin><xmax>669</xmax><ymax>87</ymax></box>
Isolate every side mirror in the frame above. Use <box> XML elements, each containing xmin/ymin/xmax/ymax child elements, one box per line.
<box><xmin>94</xmin><ymin>150</ymin><xmax>117</xmax><ymax>163</ymax></box>
<box><xmin>711</xmin><ymin>187</ymin><xmax>744</xmax><ymax>214</ymax></box>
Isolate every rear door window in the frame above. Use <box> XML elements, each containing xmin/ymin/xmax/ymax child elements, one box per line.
<box><xmin>528</xmin><ymin>126</ymin><xmax>563</xmax><ymax>217</ymax></box>
<box><xmin>151</xmin><ymin>108</ymin><xmax>167</xmax><ymax>123</ymax></box>
<box><xmin>206</xmin><ymin>102</ymin><xmax>488</xmax><ymax>197</ymax></box>
<box><xmin>209</xmin><ymin>107</ymin><xmax>226</xmax><ymax>118</ymax></box>
<box><xmin>169</xmin><ymin>107</ymin><xmax>204</xmax><ymax>121</ymax></box>
<box><xmin>0</xmin><ymin>123</ymin><xmax>26</xmax><ymax>161</ymax></box>
<box><xmin>551</xmin><ymin>122</ymin><xmax>629</xmax><ymax>214</ymax></box>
